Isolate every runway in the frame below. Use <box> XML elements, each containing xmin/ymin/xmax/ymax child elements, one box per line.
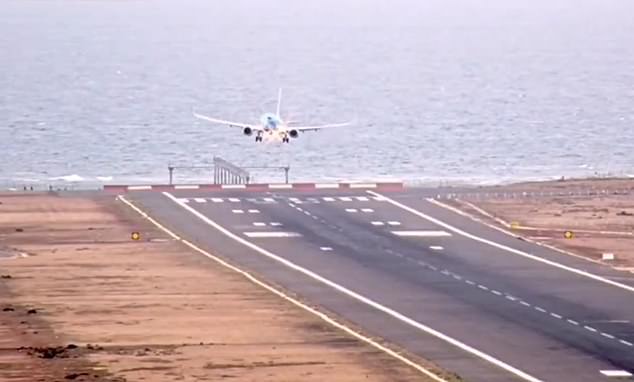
<box><xmin>126</xmin><ymin>188</ymin><xmax>634</xmax><ymax>382</ymax></box>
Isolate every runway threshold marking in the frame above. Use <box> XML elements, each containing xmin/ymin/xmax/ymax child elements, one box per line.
<box><xmin>161</xmin><ymin>191</ymin><xmax>543</xmax><ymax>382</ymax></box>
<box><xmin>117</xmin><ymin>195</ymin><xmax>449</xmax><ymax>382</ymax></box>
<box><xmin>368</xmin><ymin>192</ymin><xmax>634</xmax><ymax>294</ymax></box>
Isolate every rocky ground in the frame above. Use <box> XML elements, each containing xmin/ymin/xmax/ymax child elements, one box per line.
<box><xmin>448</xmin><ymin>177</ymin><xmax>634</xmax><ymax>270</ymax></box>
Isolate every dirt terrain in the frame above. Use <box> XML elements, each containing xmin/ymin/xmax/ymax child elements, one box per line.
<box><xmin>0</xmin><ymin>193</ymin><xmax>450</xmax><ymax>382</ymax></box>
<box><xmin>450</xmin><ymin>177</ymin><xmax>634</xmax><ymax>269</ymax></box>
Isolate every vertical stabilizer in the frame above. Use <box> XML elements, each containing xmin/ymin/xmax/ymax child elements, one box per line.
<box><xmin>276</xmin><ymin>88</ymin><xmax>283</xmax><ymax>117</ymax></box>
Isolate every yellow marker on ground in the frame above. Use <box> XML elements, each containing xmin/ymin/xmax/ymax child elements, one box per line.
<box><xmin>131</xmin><ymin>232</ymin><xmax>141</xmax><ymax>241</ymax></box>
<box><xmin>564</xmin><ymin>231</ymin><xmax>574</xmax><ymax>239</ymax></box>
<box><xmin>510</xmin><ymin>222</ymin><xmax>520</xmax><ymax>229</ymax></box>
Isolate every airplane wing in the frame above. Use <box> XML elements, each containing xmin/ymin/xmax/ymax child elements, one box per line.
<box><xmin>193</xmin><ymin>111</ymin><xmax>260</xmax><ymax>130</ymax></box>
<box><xmin>291</xmin><ymin>121</ymin><xmax>354</xmax><ymax>132</ymax></box>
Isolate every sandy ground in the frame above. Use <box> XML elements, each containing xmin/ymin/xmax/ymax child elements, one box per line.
<box><xmin>0</xmin><ymin>193</ymin><xmax>452</xmax><ymax>382</ymax></box>
<box><xmin>449</xmin><ymin>178</ymin><xmax>634</xmax><ymax>269</ymax></box>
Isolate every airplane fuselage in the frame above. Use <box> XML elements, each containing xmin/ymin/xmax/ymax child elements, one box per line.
<box><xmin>260</xmin><ymin>113</ymin><xmax>283</xmax><ymax>131</ymax></box>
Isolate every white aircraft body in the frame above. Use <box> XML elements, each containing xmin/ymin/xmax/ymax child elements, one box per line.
<box><xmin>193</xmin><ymin>89</ymin><xmax>353</xmax><ymax>143</ymax></box>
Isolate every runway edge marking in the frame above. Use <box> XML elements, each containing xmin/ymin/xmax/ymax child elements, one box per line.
<box><xmin>159</xmin><ymin>191</ymin><xmax>542</xmax><ymax>382</ymax></box>
<box><xmin>116</xmin><ymin>194</ymin><xmax>449</xmax><ymax>382</ymax></box>
<box><xmin>430</xmin><ymin>198</ymin><xmax>610</xmax><ymax>267</ymax></box>
<box><xmin>368</xmin><ymin>191</ymin><xmax>634</xmax><ymax>294</ymax></box>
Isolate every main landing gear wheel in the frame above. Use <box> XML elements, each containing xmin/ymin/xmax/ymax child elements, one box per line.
<box><xmin>255</xmin><ymin>136</ymin><xmax>262</xmax><ymax>142</ymax></box>
<box><xmin>282</xmin><ymin>137</ymin><xmax>289</xmax><ymax>143</ymax></box>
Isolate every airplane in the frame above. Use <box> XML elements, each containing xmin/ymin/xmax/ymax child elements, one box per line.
<box><xmin>193</xmin><ymin>89</ymin><xmax>354</xmax><ymax>143</ymax></box>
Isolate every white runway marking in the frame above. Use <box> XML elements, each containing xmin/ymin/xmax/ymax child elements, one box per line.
<box><xmin>345</xmin><ymin>208</ymin><xmax>358</xmax><ymax>213</ymax></box>
<box><xmin>392</xmin><ymin>230</ymin><xmax>452</xmax><ymax>237</ymax></box>
<box><xmin>128</xmin><ymin>185</ymin><xmax>152</xmax><ymax>190</ymax></box>
<box><xmin>176</xmin><ymin>198</ymin><xmax>189</xmax><ymax>203</ymax></box>
<box><xmin>430</xmin><ymin>246</ymin><xmax>444</xmax><ymax>250</ymax></box>
<box><xmin>119</xmin><ymin>196</ymin><xmax>450</xmax><ymax>382</ymax></box>
<box><xmin>371</xmin><ymin>221</ymin><xmax>385</xmax><ymax>226</ymax></box>
<box><xmin>194</xmin><ymin>198</ymin><xmax>207</xmax><ymax>203</ymax></box>
<box><xmin>248</xmin><ymin>209</ymin><xmax>260</xmax><ymax>214</ymax></box>
<box><xmin>320</xmin><ymin>247</ymin><xmax>333</xmax><ymax>251</ymax></box>
<box><xmin>270</xmin><ymin>222</ymin><xmax>283</xmax><ymax>227</ymax></box>
<box><xmin>162</xmin><ymin>191</ymin><xmax>542</xmax><ymax>382</ymax></box>
<box><xmin>387</xmin><ymin>244</ymin><xmax>634</xmax><ymax>350</ymax></box>
<box><xmin>387</xmin><ymin>221</ymin><xmax>401</xmax><ymax>226</ymax></box>
<box><xmin>379</xmin><ymin>193</ymin><xmax>634</xmax><ymax>294</ymax></box>
<box><xmin>252</xmin><ymin>222</ymin><xmax>266</xmax><ymax>227</ymax></box>
<box><xmin>600</xmin><ymin>370</ymin><xmax>633</xmax><ymax>377</ymax></box>
<box><xmin>263</xmin><ymin>197</ymin><xmax>276</xmax><ymax>203</ymax></box>
<box><xmin>228</xmin><ymin>198</ymin><xmax>241</xmax><ymax>203</ymax></box>
<box><xmin>232</xmin><ymin>209</ymin><xmax>244</xmax><ymax>214</ymax></box>
<box><xmin>339</xmin><ymin>197</ymin><xmax>353</xmax><ymax>202</ymax></box>
<box><xmin>361</xmin><ymin>208</ymin><xmax>374</xmax><ymax>213</ymax></box>
<box><xmin>356</xmin><ymin>196</ymin><xmax>370</xmax><ymax>201</ymax></box>
<box><xmin>222</xmin><ymin>184</ymin><xmax>246</xmax><ymax>189</ymax></box>
<box><xmin>243</xmin><ymin>232</ymin><xmax>301</xmax><ymax>238</ymax></box>
<box><xmin>323</xmin><ymin>197</ymin><xmax>336</xmax><ymax>202</ymax></box>
<box><xmin>210</xmin><ymin>198</ymin><xmax>223</xmax><ymax>203</ymax></box>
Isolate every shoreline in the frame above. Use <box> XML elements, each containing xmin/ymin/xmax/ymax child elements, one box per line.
<box><xmin>2</xmin><ymin>173</ymin><xmax>634</xmax><ymax>192</ymax></box>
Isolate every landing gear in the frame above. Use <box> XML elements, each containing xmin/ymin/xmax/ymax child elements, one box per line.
<box><xmin>282</xmin><ymin>137</ymin><xmax>289</xmax><ymax>143</ymax></box>
<box><xmin>255</xmin><ymin>135</ymin><xmax>263</xmax><ymax>142</ymax></box>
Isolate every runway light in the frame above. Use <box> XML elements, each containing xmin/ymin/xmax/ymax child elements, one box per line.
<box><xmin>564</xmin><ymin>231</ymin><xmax>574</xmax><ymax>239</ymax></box>
<box><xmin>131</xmin><ymin>232</ymin><xmax>141</xmax><ymax>241</ymax></box>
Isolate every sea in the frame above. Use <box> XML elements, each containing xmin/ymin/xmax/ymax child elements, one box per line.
<box><xmin>2</xmin><ymin>0</ymin><xmax>634</xmax><ymax>188</ymax></box>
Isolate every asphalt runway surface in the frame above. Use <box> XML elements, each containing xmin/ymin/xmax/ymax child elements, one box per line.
<box><xmin>127</xmin><ymin>188</ymin><xmax>634</xmax><ymax>382</ymax></box>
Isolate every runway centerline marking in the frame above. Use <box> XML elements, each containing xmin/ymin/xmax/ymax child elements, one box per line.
<box><xmin>243</xmin><ymin>232</ymin><xmax>301</xmax><ymax>238</ymax></box>
<box><xmin>392</xmin><ymin>230</ymin><xmax>451</xmax><ymax>237</ymax></box>
<box><xmin>369</xmin><ymin>191</ymin><xmax>634</xmax><ymax>294</ymax></box>
<box><xmin>117</xmin><ymin>195</ymin><xmax>448</xmax><ymax>382</ymax></box>
<box><xmin>387</xmin><ymin>248</ymin><xmax>633</xmax><ymax>350</ymax></box>
<box><xmin>162</xmin><ymin>191</ymin><xmax>543</xmax><ymax>382</ymax></box>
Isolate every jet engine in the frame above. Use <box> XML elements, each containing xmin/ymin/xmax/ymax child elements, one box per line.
<box><xmin>289</xmin><ymin>129</ymin><xmax>299</xmax><ymax>138</ymax></box>
<box><xmin>243</xmin><ymin>127</ymin><xmax>253</xmax><ymax>136</ymax></box>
